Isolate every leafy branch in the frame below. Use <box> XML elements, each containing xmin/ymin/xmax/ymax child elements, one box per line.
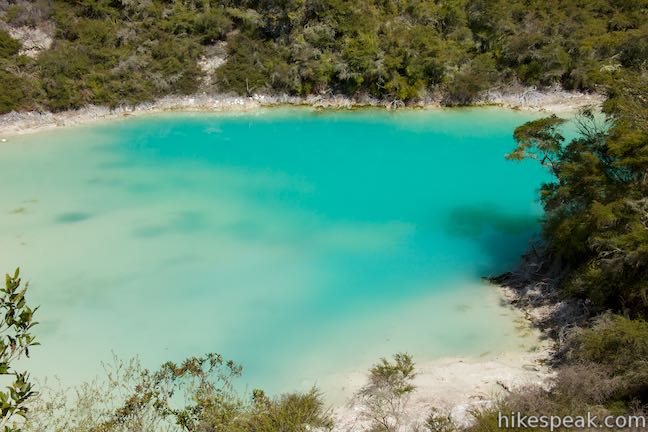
<box><xmin>0</xmin><ymin>269</ymin><xmax>39</xmax><ymax>432</ymax></box>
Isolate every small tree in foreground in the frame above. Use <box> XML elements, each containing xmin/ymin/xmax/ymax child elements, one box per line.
<box><xmin>0</xmin><ymin>269</ymin><xmax>39</xmax><ymax>432</ymax></box>
<box><xmin>24</xmin><ymin>353</ymin><xmax>333</xmax><ymax>432</ymax></box>
<box><xmin>354</xmin><ymin>353</ymin><xmax>416</xmax><ymax>432</ymax></box>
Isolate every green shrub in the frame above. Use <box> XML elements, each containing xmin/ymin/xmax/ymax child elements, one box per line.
<box><xmin>0</xmin><ymin>29</ymin><xmax>21</xmax><ymax>58</ymax></box>
<box><xmin>25</xmin><ymin>352</ymin><xmax>332</xmax><ymax>432</ymax></box>
<box><xmin>569</xmin><ymin>315</ymin><xmax>648</xmax><ymax>373</ymax></box>
<box><xmin>195</xmin><ymin>9</ymin><xmax>232</xmax><ymax>44</ymax></box>
<box><xmin>0</xmin><ymin>71</ymin><xmax>27</xmax><ymax>113</ymax></box>
<box><xmin>244</xmin><ymin>388</ymin><xmax>333</xmax><ymax>432</ymax></box>
<box><xmin>546</xmin><ymin>315</ymin><xmax>648</xmax><ymax>406</ymax></box>
<box><xmin>353</xmin><ymin>353</ymin><xmax>416</xmax><ymax>432</ymax></box>
<box><xmin>213</xmin><ymin>35</ymin><xmax>291</xmax><ymax>95</ymax></box>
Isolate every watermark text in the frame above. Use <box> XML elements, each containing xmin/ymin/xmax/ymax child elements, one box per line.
<box><xmin>498</xmin><ymin>411</ymin><xmax>647</xmax><ymax>430</ymax></box>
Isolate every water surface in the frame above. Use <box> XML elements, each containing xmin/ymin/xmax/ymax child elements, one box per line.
<box><xmin>0</xmin><ymin>108</ymin><xmax>547</xmax><ymax>398</ymax></box>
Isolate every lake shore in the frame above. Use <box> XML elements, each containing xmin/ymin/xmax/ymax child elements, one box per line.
<box><xmin>0</xmin><ymin>88</ymin><xmax>603</xmax><ymax>138</ymax></box>
<box><xmin>332</xmin><ymin>350</ymin><xmax>552</xmax><ymax>432</ymax></box>
<box><xmin>331</xmin><ymin>284</ymin><xmax>554</xmax><ymax>431</ymax></box>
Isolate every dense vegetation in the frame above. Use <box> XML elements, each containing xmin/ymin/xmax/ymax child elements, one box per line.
<box><xmin>508</xmin><ymin>75</ymin><xmax>648</xmax><ymax>318</ymax></box>
<box><xmin>467</xmin><ymin>73</ymin><xmax>648</xmax><ymax>430</ymax></box>
<box><xmin>0</xmin><ymin>0</ymin><xmax>647</xmax><ymax>113</ymax></box>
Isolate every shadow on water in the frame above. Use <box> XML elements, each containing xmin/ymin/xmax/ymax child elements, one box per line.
<box><xmin>446</xmin><ymin>204</ymin><xmax>541</xmax><ymax>276</ymax></box>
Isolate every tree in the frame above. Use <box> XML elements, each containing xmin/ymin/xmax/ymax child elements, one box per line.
<box><xmin>506</xmin><ymin>76</ymin><xmax>648</xmax><ymax>316</ymax></box>
<box><xmin>1</xmin><ymin>269</ymin><xmax>39</xmax><ymax>432</ymax></box>
<box><xmin>354</xmin><ymin>353</ymin><xmax>416</xmax><ymax>432</ymax></box>
<box><xmin>506</xmin><ymin>115</ymin><xmax>567</xmax><ymax>174</ymax></box>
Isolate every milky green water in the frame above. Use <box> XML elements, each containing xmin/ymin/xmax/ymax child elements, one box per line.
<box><xmin>0</xmin><ymin>108</ymin><xmax>548</xmax><ymax>399</ymax></box>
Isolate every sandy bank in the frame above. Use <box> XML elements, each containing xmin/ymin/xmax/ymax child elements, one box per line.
<box><xmin>332</xmin><ymin>343</ymin><xmax>552</xmax><ymax>431</ymax></box>
<box><xmin>0</xmin><ymin>88</ymin><xmax>603</xmax><ymax>138</ymax></box>
<box><xmin>328</xmin><ymin>277</ymin><xmax>557</xmax><ymax>432</ymax></box>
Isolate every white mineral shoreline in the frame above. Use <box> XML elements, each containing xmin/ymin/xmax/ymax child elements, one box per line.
<box><xmin>0</xmin><ymin>88</ymin><xmax>604</xmax><ymax>138</ymax></box>
<box><xmin>332</xmin><ymin>346</ymin><xmax>552</xmax><ymax>431</ymax></box>
<box><xmin>330</xmin><ymin>285</ymin><xmax>554</xmax><ymax>431</ymax></box>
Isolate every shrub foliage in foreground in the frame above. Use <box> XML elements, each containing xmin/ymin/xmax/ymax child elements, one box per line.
<box><xmin>23</xmin><ymin>354</ymin><xmax>422</xmax><ymax>432</ymax></box>
<box><xmin>0</xmin><ymin>269</ymin><xmax>39</xmax><ymax>432</ymax></box>
<box><xmin>0</xmin><ymin>271</ymin><xmax>332</xmax><ymax>432</ymax></box>
<box><xmin>23</xmin><ymin>354</ymin><xmax>333</xmax><ymax>432</ymax></box>
<box><xmin>354</xmin><ymin>353</ymin><xmax>417</xmax><ymax>432</ymax></box>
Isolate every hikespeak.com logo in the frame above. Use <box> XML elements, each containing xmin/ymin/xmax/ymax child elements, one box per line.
<box><xmin>498</xmin><ymin>411</ymin><xmax>647</xmax><ymax>430</ymax></box>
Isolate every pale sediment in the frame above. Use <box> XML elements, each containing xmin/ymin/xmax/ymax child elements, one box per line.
<box><xmin>0</xmin><ymin>88</ymin><xmax>603</xmax><ymax>138</ymax></box>
<box><xmin>480</xmin><ymin>86</ymin><xmax>605</xmax><ymax>113</ymax></box>
<box><xmin>326</xmin><ymin>256</ymin><xmax>570</xmax><ymax>432</ymax></box>
<box><xmin>332</xmin><ymin>345</ymin><xmax>553</xmax><ymax>432</ymax></box>
<box><xmin>331</xmin><ymin>281</ymin><xmax>556</xmax><ymax>432</ymax></box>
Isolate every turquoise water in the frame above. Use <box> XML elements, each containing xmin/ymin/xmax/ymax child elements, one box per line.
<box><xmin>0</xmin><ymin>108</ymin><xmax>548</xmax><ymax>399</ymax></box>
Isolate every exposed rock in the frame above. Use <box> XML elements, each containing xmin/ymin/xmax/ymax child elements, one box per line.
<box><xmin>489</xmin><ymin>247</ymin><xmax>593</xmax><ymax>337</ymax></box>
<box><xmin>198</xmin><ymin>41</ymin><xmax>228</xmax><ymax>86</ymax></box>
<box><xmin>4</xmin><ymin>24</ymin><xmax>53</xmax><ymax>58</ymax></box>
<box><xmin>481</xmin><ymin>85</ymin><xmax>605</xmax><ymax>112</ymax></box>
